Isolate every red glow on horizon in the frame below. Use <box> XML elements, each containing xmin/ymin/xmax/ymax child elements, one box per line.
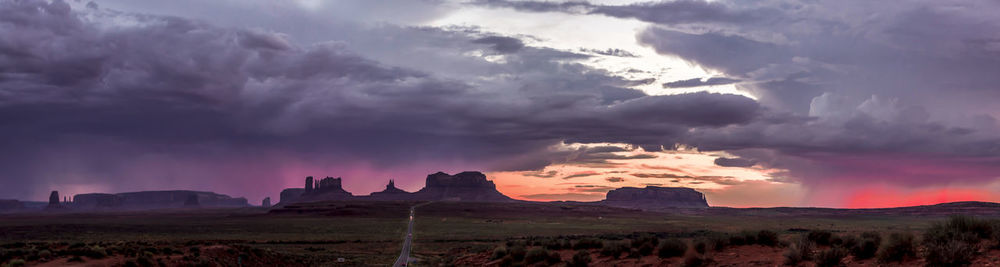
<box><xmin>845</xmin><ymin>187</ymin><xmax>993</xmax><ymax>209</ymax></box>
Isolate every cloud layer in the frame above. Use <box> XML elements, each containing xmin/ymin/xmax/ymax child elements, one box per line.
<box><xmin>0</xmin><ymin>0</ymin><xmax>762</xmax><ymax>201</ymax></box>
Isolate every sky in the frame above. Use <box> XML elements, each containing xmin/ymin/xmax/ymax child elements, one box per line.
<box><xmin>1</xmin><ymin>0</ymin><xmax>999</xmax><ymax>208</ymax></box>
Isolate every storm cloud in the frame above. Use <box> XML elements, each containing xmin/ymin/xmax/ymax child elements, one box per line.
<box><xmin>477</xmin><ymin>0</ymin><xmax>1000</xmax><ymax>191</ymax></box>
<box><xmin>0</xmin><ymin>0</ymin><xmax>764</xmax><ymax>200</ymax></box>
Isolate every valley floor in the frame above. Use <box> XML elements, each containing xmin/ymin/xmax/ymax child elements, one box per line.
<box><xmin>2</xmin><ymin>201</ymin><xmax>999</xmax><ymax>266</ymax></box>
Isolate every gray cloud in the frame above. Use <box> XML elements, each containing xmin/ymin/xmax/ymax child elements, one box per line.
<box><xmin>0</xmin><ymin>0</ymin><xmax>766</xmax><ymax>200</ymax></box>
<box><xmin>713</xmin><ymin>157</ymin><xmax>756</xmax><ymax>168</ymax></box>
<box><xmin>663</xmin><ymin>77</ymin><xmax>740</xmax><ymax>88</ymax></box>
<box><xmin>480</xmin><ymin>0</ymin><xmax>1000</xmax><ymax>189</ymax></box>
<box><xmin>579</xmin><ymin>48</ymin><xmax>638</xmax><ymax>58</ymax></box>
<box><xmin>472</xmin><ymin>35</ymin><xmax>525</xmax><ymax>54</ymax></box>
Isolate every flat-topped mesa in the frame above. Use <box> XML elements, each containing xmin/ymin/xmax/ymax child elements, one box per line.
<box><xmin>0</xmin><ymin>199</ymin><xmax>24</xmax><ymax>212</ymax></box>
<box><xmin>425</xmin><ymin>171</ymin><xmax>498</xmax><ymax>188</ymax></box>
<box><xmin>413</xmin><ymin>171</ymin><xmax>512</xmax><ymax>202</ymax></box>
<box><xmin>73</xmin><ymin>190</ymin><xmax>249</xmax><ymax>210</ymax></box>
<box><xmin>279</xmin><ymin>188</ymin><xmax>305</xmax><ymax>204</ymax></box>
<box><xmin>602</xmin><ymin>186</ymin><xmax>709</xmax><ymax>209</ymax></box>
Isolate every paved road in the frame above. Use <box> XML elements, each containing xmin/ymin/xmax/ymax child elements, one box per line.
<box><xmin>393</xmin><ymin>203</ymin><xmax>429</xmax><ymax>267</ymax></box>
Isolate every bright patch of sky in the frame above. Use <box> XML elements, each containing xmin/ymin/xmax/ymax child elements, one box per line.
<box><xmin>426</xmin><ymin>3</ymin><xmax>752</xmax><ymax>98</ymax></box>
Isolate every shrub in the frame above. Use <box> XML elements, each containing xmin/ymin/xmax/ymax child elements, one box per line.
<box><xmin>740</xmin><ymin>231</ymin><xmax>759</xmax><ymax>245</ymax></box>
<box><xmin>543</xmin><ymin>239</ymin><xmax>564</xmax><ymax>250</ymax></box>
<box><xmin>38</xmin><ymin>249</ymin><xmax>51</xmax><ymax>260</ymax></box>
<box><xmin>573</xmin><ymin>238</ymin><xmax>603</xmax><ymax>250</ymax></box>
<box><xmin>844</xmin><ymin>231</ymin><xmax>881</xmax><ymax>260</ymax></box>
<box><xmin>758</xmin><ymin>230</ymin><xmax>779</xmax><ymax>247</ymax></box>
<box><xmin>683</xmin><ymin>250</ymin><xmax>710</xmax><ymax>267</ymax></box>
<box><xmin>638</xmin><ymin>242</ymin><xmax>655</xmax><ymax>256</ymax></box>
<box><xmin>600</xmin><ymin>241</ymin><xmax>629</xmax><ymax>259</ymax></box>
<box><xmin>861</xmin><ymin>231</ymin><xmax>882</xmax><ymax>242</ymax></box>
<box><xmin>561</xmin><ymin>239</ymin><xmax>572</xmax><ymax>250</ymax></box>
<box><xmin>508</xmin><ymin>245</ymin><xmax>526</xmax><ymax>262</ymax></box>
<box><xmin>839</xmin><ymin>235</ymin><xmax>859</xmax><ymax>249</ymax></box>
<box><xmin>815</xmin><ymin>247</ymin><xmax>847</xmax><ymax>267</ymax></box>
<box><xmin>946</xmin><ymin>215</ymin><xmax>993</xmax><ymax>239</ymax></box>
<box><xmin>693</xmin><ymin>239</ymin><xmax>708</xmax><ymax>254</ymax></box>
<box><xmin>569</xmin><ymin>250</ymin><xmax>590</xmax><ymax>267</ymax></box>
<box><xmin>708</xmin><ymin>234</ymin><xmax>729</xmax><ymax>251</ymax></box>
<box><xmin>877</xmin><ymin>232</ymin><xmax>915</xmax><ymax>263</ymax></box>
<box><xmin>923</xmin><ymin>216</ymin><xmax>988</xmax><ymax>267</ymax></box>
<box><xmin>632</xmin><ymin>234</ymin><xmax>659</xmax><ymax>248</ymax></box>
<box><xmin>658</xmin><ymin>238</ymin><xmax>687</xmax><ymax>258</ymax></box>
<box><xmin>524</xmin><ymin>247</ymin><xmax>550</xmax><ymax>264</ymax></box>
<box><xmin>546</xmin><ymin>251</ymin><xmax>562</xmax><ymax>264</ymax></box>
<box><xmin>7</xmin><ymin>259</ymin><xmax>26</xmax><ymax>267</ymax></box>
<box><xmin>729</xmin><ymin>234</ymin><xmax>747</xmax><ymax>246</ymax></box>
<box><xmin>808</xmin><ymin>230</ymin><xmax>833</xmax><ymax>246</ymax></box>
<box><xmin>491</xmin><ymin>246</ymin><xmax>508</xmax><ymax>260</ymax></box>
<box><xmin>924</xmin><ymin>239</ymin><xmax>975</xmax><ymax>267</ymax></box>
<box><xmin>783</xmin><ymin>236</ymin><xmax>813</xmax><ymax>266</ymax></box>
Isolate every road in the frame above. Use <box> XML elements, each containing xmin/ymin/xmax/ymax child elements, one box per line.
<box><xmin>393</xmin><ymin>203</ymin><xmax>429</xmax><ymax>267</ymax></box>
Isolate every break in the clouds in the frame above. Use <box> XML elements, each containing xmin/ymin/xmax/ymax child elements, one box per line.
<box><xmin>2</xmin><ymin>0</ymin><xmax>999</xmax><ymax>207</ymax></box>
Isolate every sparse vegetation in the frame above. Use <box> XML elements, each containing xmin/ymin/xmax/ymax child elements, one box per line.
<box><xmin>658</xmin><ymin>238</ymin><xmax>688</xmax><ymax>258</ymax></box>
<box><xmin>569</xmin><ymin>250</ymin><xmax>590</xmax><ymax>267</ymax></box>
<box><xmin>923</xmin><ymin>215</ymin><xmax>989</xmax><ymax>266</ymax></box>
<box><xmin>524</xmin><ymin>247</ymin><xmax>550</xmax><ymax>264</ymax></box>
<box><xmin>783</xmin><ymin>236</ymin><xmax>813</xmax><ymax>266</ymax></box>
<box><xmin>815</xmin><ymin>247</ymin><xmax>847</xmax><ymax>267</ymax></box>
<box><xmin>808</xmin><ymin>230</ymin><xmax>833</xmax><ymax>246</ymax></box>
<box><xmin>491</xmin><ymin>245</ymin><xmax>507</xmax><ymax>260</ymax></box>
<box><xmin>572</xmin><ymin>238</ymin><xmax>603</xmax><ymax>250</ymax></box>
<box><xmin>877</xmin><ymin>232</ymin><xmax>916</xmax><ymax>263</ymax></box>
<box><xmin>683</xmin><ymin>250</ymin><xmax>710</xmax><ymax>267</ymax></box>
<box><xmin>757</xmin><ymin>230</ymin><xmax>779</xmax><ymax>247</ymax></box>
<box><xmin>599</xmin><ymin>241</ymin><xmax>629</xmax><ymax>259</ymax></box>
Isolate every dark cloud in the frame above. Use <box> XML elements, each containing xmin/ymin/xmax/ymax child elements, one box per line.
<box><xmin>472</xmin><ymin>35</ymin><xmax>525</xmax><ymax>54</ymax></box>
<box><xmin>605</xmin><ymin>177</ymin><xmax>625</xmax><ymax>183</ymax></box>
<box><xmin>562</xmin><ymin>171</ymin><xmax>601</xmax><ymax>180</ymax></box>
<box><xmin>713</xmin><ymin>157</ymin><xmax>756</xmax><ymax>168</ymax></box>
<box><xmin>481</xmin><ymin>0</ymin><xmax>1000</xmax><ymax>189</ymax></box>
<box><xmin>663</xmin><ymin>77</ymin><xmax>740</xmax><ymax>88</ymax></box>
<box><xmin>571</xmin><ymin>185</ymin><xmax>616</xmax><ymax>193</ymax></box>
<box><xmin>522</xmin><ymin>170</ymin><xmax>558</xmax><ymax>178</ymax></box>
<box><xmin>630</xmin><ymin>173</ymin><xmax>744</xmax><ymax>186</ymax></box>
<box><xmin>476</xmin><ymin>0</ymin><xmax>778</xmax><ymax>25</ymax></box>
<box><xmin>579</xmin><ymin>48</ymin><xmax>637</xmax><ymax>58</ymax></box>
<box><xmin>0</xmin><ymin>0</ymin><xmax>766</xmax><ymax>200</ymax></box>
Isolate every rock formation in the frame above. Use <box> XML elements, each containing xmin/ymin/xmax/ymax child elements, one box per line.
<box><xmin>368</xmin><ymin>179</ymin><xmax>412</xmax><ymax>201</ymax></box>
<box><xmin>276</xmin><ymin>172</ymin><xmax>513</xmax><ymax>204</ymax></box>
<box><xmin>72</xmin><ymin>190</ymin><xmax>248</xmax><ymax>210</ymax></box>
<box><xmin>279</xmin><ymin>188</ymin><xmax>304</xmax><ymax>205</ymax></box>
<box><xmin>262</xmin><ymin>197</ymin><xmax>271</xmax><ymax>208</ymax></box>
<box><xmin>0</xmin><ymin>199</ymin><xmax>23</xmax><ymax>212</ymax></box>
<box><xmin>305</xmin><ymin>176</ymin><xmax>314</xmax><ymax>193</ymax></box>
<box><xmin>73</xmin><ymin>193</ymin><xmax>121</xmax><ymax>208</ymax></box>
<box><xmin>601</xmin><ymin>186</ymin><xmax>708</xmax><ymax>209</ymax></box>
<box><xmin>44</xmin><ymin>191</ymin><xmax>67</xmax><ymax>210</ymax></box>
<box><xmin>183</xmin><ymin>194</ymin><xmax>200</xmax><ymax>206</ymax></box>
<box><xmin>48</xmin><ymin>191</ymin><xmax>59</xmax><ymax>206</ymax></box>
<box><xmin>411</xmin><ymin>172</ymin><xmax>513</xmax><ymax>202</ymax></box>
